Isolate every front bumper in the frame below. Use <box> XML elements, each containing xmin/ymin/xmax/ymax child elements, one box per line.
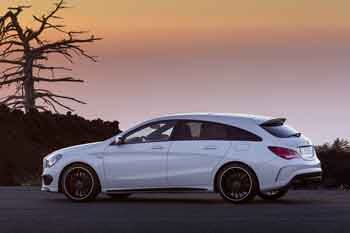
<box><xmin>41</xmin><ymin>168</ymin><xmax>60</xmax><ymax>192</ymax></box>
<box><xmin>42</xmin><ymin>175</ymin><xmax>53</xmax><ymax>186</ymax></box>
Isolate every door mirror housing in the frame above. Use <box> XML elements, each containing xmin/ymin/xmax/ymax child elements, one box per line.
<box><xmin>114</xmin><ymin>135</ymin><xmax>124</xmax><ymax>145</ymax></box>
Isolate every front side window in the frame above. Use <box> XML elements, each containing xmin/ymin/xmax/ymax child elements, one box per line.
<box><xmin>123</xmin><ymin>121</ymin><xmax>176</xmax><ymax>144</ymax></box>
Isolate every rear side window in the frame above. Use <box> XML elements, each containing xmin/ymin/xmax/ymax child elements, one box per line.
<box><xmin>171</xmin><ymin>120</ymin><xmax>261</xmax><ymax>141</ymax></box>
<box><xmin>200</xmin><ymin>122</ymin><xmax>229</xmax><ymax>140</ymax></box>
<box><xmin>171</xmin><ymin>121</ymin><xmax>225</xmax><ymax>140</ymax></box>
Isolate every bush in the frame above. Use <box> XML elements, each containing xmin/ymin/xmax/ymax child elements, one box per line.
<box><xmin>0</xmin><ymin>105</ymin><xmax>121</xmax><ymax>185</ymax></box>
<box><xmin>316</xmin><ymin>138</ymin><xmax>350</xmax><ymax>188</ymax></box>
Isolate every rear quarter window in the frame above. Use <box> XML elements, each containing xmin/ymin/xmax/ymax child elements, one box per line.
<box><xmin>228</xmin><ymin>126</ymin><xmax>262</xmax><ymax>142</ymax></box>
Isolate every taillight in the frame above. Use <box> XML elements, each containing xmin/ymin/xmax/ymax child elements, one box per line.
<box><xmin>268</xmin><ymin>146</ymin><xmax>299</xmax><ymax>160</ymax></box>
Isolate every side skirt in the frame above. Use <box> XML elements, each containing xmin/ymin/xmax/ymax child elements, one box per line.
<box><xmin>105</xmin><ymin>187</ymin><xmax>210</xmax><ymax>194</ymax></box>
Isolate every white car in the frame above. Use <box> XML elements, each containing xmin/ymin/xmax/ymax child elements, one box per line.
<box><xmin>42</xmin><ymin>113</ymin><xmax>322</xmax><ymax>203</ymax></box>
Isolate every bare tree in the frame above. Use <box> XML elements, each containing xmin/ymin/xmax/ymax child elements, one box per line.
<box><xmin>0</xmin><ymin>0</ymin><xmax>101</xmax><ymax>113</ymax></box>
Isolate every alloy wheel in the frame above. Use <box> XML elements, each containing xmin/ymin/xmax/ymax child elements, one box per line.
<box><xmin>219</xmin><ymin>167</ymin><xmax>253</xmax><ymax>202</ymax></box>
<box><xmin>63</xmin><ymin>166</ymin><xmax>95</xmax><ymax>201</ymax></box>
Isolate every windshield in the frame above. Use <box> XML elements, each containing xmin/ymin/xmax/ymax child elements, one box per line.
<box><xmin>261</xmin><ymin>120</ymin><xmax>300</xmax><ymax>138</ymax></box>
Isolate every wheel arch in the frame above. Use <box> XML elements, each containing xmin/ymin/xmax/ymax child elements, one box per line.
<box><xmin>213</xmin><ymin>161</ymin><xmax>260</xmax><ymax>193</ymax></box>
<box><xmin>58</xmin><ymin>162</ymin><xmax>102</xmax><ymax>193</ymax></box>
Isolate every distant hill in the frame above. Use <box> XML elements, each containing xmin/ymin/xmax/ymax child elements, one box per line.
<box><xmin>0</xmin><ymin>105</ymin><xmax>121</xmax><ymax>185</ymax></box>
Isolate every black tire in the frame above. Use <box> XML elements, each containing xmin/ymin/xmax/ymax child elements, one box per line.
<box><xmin>107</xmin><ymin>194</ymin><xmax>131</xmax><ymax>199</ymax></box>
<box><xmin>61</xmin><ymin>164</ymin><xmax>100</xmax><ymax>202</ymax></box>
<box><xmin>216</xmin><ymin>163</ymin><xmax>259</xmax><ymax>204</ymax></box>
<box><xmin>258</xmin><ymin>188</ymin><xmax>288</xmax><ymax>200</ymax></box>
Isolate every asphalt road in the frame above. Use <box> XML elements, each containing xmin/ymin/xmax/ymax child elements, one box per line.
<box><xmin>0</xmin><ymin>187</ymin><xmax>349</xmax><ymax>233</ymax></box>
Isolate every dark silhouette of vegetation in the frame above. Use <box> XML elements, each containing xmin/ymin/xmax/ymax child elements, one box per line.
<box><xmin>0</xmin><ymin>0</ymin><xmax>101</xmax><ymax>113</ymax></box>
<box><xmin>0</xmin><ymin>105</ymin><xmax>120</xmax><ymax>185</ymax></box>
<box><xmin>316</xmin><ymin>138</ymin><xmax>350</xmax><ymax>188</ymax></box>
<box><xmin>0</xmin><ymin>103</ymin><xmax>349</xmax><ymax>187</ymax></box>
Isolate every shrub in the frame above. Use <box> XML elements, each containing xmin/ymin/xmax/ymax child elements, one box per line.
<box><xmin>316</xmin><ymin>138</ymin><xmax>350</xmax><ymax>187</ymax></box>
<box><xmin>0</xmin><ymin>105</ymin><xmax>121</xmax><ymax>185</ymax></box>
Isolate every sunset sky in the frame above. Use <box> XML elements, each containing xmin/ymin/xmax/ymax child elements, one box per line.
<box><xmin>1</xmin><ymin>0</ymin><xmax>350</xmax><ymax>144</ymax></box>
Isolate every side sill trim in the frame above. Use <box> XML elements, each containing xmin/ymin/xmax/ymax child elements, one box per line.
<box><xmin>105</xmin><ymin>187</ymin><xmax>209</xmax><ymax>194</ymax></box>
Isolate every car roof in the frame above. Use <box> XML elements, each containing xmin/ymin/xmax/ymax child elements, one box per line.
<box><xmin>149</xmin><ymin>113</ymin><xmax>273</xmax><ymax>125</ymax></box>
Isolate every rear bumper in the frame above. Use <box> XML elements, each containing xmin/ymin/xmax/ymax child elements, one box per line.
<box><xmin>289</xmin><ymin>171</ymin><xmax>322</xmax><ymax>185</ymax></box>
<box><xmin>261</xmin><ymin>162</ymin><xmax>322</xmax><ymax>191</ymax></box>
<box><xmin>275</xmin><ymin>167</ymin><xmax>322</xmax><ymax>190</ymax></box>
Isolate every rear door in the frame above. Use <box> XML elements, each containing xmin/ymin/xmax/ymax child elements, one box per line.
<box><xmin>167</xmin><ymin>120</ymin><xmax>232</xmax><ymax>187</ymax></box>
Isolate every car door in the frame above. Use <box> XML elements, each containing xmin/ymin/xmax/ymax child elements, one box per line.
<box><xmin>103</xmin><ymin>120</ymin><xmax>176</xmax><ymax>190</ymax></box>
<box><xmin>167</xmin><ymin>120</ymin><xmax>232</xmax><ymax>188</ymax></box>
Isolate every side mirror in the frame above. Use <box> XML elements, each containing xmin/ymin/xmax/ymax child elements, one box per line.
<box><xmin>114</xmin><ymin>136</ymin><xmax>124</xmax><ymax>145</ymax></box>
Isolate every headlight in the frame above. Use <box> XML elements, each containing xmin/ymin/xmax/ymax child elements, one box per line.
<box><xmin>44</xmin><ymin>154</ymin><xmax>63</xmax><ymax>168</ymax></box>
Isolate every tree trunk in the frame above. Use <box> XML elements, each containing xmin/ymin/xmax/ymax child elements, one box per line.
<box><xmin>23</xmin><ymin>58</ymin><xmax>35</xmax><ymax>113</ymax></box>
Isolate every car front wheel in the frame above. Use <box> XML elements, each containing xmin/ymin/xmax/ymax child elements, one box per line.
<box><xmin>61</xmin><ymin>164</ymin><xmax>100</xmax><ymax>202</ymax></box>
<box><xmin>216</xmin><ymin>163</ymin><xmax>258</xmax><ymax>203</ymax></box>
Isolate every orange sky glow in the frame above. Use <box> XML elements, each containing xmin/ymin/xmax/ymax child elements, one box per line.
<box><xmin>1</xmin><ymin>0</ymin><xmax>350</xmax><ymax>143</ymax></box>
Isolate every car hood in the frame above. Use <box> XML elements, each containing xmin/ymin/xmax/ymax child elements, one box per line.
<box><xmin>50</xmin><ymin>141</ymin><xmax>107</xmax><ymax>156</ymax></box>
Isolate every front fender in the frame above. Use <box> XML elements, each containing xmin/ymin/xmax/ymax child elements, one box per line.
<box><xmin>43</xmin><ymin>153</ymin><xmax>106</xmax><ymax>192</ymax></box>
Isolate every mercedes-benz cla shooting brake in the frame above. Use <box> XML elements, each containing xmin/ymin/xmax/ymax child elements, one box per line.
<box><xmin>42</xmin><ymin>113</ymin><xmax>322</xmax><ymax>203</ymax></box>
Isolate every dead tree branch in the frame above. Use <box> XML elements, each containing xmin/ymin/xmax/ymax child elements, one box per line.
<box><xmin>0</xmin><ymin>0</ymin><xmax>101</xmax><ymax>112</ymax></box>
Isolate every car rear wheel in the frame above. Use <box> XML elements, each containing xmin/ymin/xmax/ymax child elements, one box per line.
<box><xmin>61</xmin><ymin>164</ymin><xmax>100</xmax><ymax>202</ymax></box>
<box><xmin>216</xmin><ymin>163</ymin><xmax>258</xmax><ymax>203</ymax></box>
<box><xmin>258</xmin><ymin>188</ymin><xmax>288</xmax><ymax>200</ymax></box>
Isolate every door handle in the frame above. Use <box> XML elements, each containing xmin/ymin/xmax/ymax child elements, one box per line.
<box><xmin>152</xmin><ymin>145</ymin><xmax>164</xmax><ymax>150</ymax></box>
<box><xmin>203</xmin><ymin>145</ymin><xmax>217</xmax><ymax>150</ymax></box>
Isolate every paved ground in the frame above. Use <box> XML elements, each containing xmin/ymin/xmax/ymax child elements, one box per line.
<box><xmin>0</xmin><ymin>187</ymin><xmax>349</xmax><ymax>233</ymax></box>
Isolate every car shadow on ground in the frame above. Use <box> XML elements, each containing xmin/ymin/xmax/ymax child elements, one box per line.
<box><xmin>102</xmin><ymin>198</ymin><xmax>325</xmax><ymax>205</ymax></box>
<box><xmin>48</xmin><ymin>194</ymin><xmax>328</xmax><ymax>205</ymax></box>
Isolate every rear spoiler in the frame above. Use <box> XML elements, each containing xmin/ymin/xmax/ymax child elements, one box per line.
<box><xmin>260</xmin><ymin>118</ymin><xmax>286</xmax><ymax>127</ymax></box>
